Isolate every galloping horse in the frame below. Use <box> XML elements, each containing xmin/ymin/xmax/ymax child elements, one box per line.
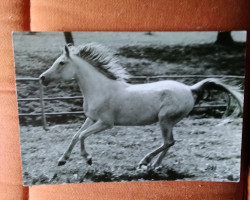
<box><xmin>39</xmin><ymin>43</ymin><xmax>243</xmax><ymax>169</ymax></box>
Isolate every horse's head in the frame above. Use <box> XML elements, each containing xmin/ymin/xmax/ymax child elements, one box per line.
<box><xmin>39</xmin><ymin>45</ymin><xmax>76</xmax><ymax>86</ymax></box>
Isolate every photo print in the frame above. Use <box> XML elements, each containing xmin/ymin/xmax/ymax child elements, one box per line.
<box><xmin>12</xmin><ymin>31</ymin><xmax>246</xmax><ymax>185</ymax></box>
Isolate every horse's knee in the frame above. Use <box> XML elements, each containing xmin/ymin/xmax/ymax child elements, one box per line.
<box><xmin>79</xmin><ymin>133</ymin><xmax>86</xmax><ymax>141</ymax></box>
<box><xmin>71</xmin><ymin>134</ymin><xmax>79</xmax><ymax>143</ymax></box>
<box><xmin>169</xmin><ymin>140</ymin><xmax>175</xmax><ymax>147</ymax></box>
<box><xmin>163</xmin><ymin>140</ymin><xmax>175</xmax><ymax>149</ymax></box>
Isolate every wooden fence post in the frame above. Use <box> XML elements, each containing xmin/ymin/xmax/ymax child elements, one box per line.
<box><xmin>39</xmin><ymin>80</ymin><xmax>48</xmax><ymax>130</ymax></box>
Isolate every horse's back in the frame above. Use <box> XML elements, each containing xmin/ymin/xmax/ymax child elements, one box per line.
<box><xmin>127</xmin><ymin>80</ymin><xmax>189</xmax><ymax>92</ymax></box>
<box><xmin>126</xmin><ymin>80</ymin><xmax>194</xmax><ymax>105</ymax></box>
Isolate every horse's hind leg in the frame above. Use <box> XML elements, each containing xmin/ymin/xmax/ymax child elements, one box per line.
<box><xmin>151</xmin><ymin>130</ymin><xmax>174</xmax><ymax>168</ymax></box>
<box><xmin>138</xmin><ymin>120</ymin><xmax>175</xmax><ymax>168</ymax></box>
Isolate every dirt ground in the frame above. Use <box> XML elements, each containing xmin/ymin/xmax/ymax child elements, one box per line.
<box><xmin>12</xmin><ymin>32</ymin><xmax>245</xmax><ymax>185</ymax></box>
<box><xmin>20</xmin><ymin>118</ymin><xmax>242</xmax><ymax>185</ymax></box>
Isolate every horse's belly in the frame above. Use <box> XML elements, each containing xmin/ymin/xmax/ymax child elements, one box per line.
<box><xmin>114</xmin><ymin>111</ymin><xmax>158</xmax><ymax>126</ymax></box>
<box><xmin>113</xmin><ymin>96</ymin><xmax>160</xmax><ymax>126</ymax></box>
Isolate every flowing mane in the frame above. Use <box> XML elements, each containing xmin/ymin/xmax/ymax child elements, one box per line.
<box><xmin>70</xmin><ymin>43</ymin><xmax>130</xmax><ymax>81</ymax></box>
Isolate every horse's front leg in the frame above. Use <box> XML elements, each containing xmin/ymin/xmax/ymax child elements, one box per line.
<box><xmin>58</xmin><ymin>118</ymin><xmax>94</xmax><ymax>166</ymax></box>
<box><xmin>79</xmin><ymin>120</ymin><xmax>112</xmax><ymax>165</ymax></box>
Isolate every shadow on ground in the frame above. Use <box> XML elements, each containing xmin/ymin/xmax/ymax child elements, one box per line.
<box><xmin>86</xmin><ymin>168</ymin><xmax>194</xmax><ymax>182</ymax></box>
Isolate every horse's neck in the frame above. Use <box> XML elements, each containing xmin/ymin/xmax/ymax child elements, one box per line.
<box><xmin>74</xmin><ymin>57</ymin><xmax>118</xmax><ymax>100</ymax></box>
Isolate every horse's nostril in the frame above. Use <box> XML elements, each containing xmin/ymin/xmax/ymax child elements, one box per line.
<box><xmin>40</xmin><ymin>75</ymin><xmax>49</xmax><ymax>86</ymax></box>
<box><xmin>40</xmin><ymin>76</ymin><xmax>45</xmax><ymax>81</ymax></box>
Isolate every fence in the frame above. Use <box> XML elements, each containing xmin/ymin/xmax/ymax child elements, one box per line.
<box><xmin>16</xmin><ymin>75</ymin><xmax>244</xmax><ymax>130</ymax></box>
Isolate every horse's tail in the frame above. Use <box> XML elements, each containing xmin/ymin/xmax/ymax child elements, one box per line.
<box><xmin>190</xmin><ymin>78</ymin><xmax>243</xmax><ymax>117</ymax></box>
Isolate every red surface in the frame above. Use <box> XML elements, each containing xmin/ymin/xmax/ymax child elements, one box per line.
<box><xmin>0</xmin><ymin>1</ymin><xmax>30</xmax><ymax>200</ymax></box>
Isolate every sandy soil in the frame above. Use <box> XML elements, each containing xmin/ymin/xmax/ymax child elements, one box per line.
<box><xmin>20</xmin><ymin>118</ymin><xmax>242</xmax><ymax>185</ymax></box>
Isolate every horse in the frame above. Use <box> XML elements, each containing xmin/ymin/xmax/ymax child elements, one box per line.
<box><xmin>39</xmin><ymin>43</ymin><xmax>243</xmax><ymax>169</ymax></box>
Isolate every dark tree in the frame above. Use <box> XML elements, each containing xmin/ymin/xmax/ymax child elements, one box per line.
<box><xmin>64</xmin><ymin>32</ymin><xmax>74</xmax><ymax>45</ymax></box>
<box><xmin>215</xmin><ymin>31</ymin><xmax>234</xmax><ymax>46</ymax></box>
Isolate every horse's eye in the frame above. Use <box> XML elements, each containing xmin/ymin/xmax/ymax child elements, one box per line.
<box><xmin>59</xmin><ymin>61</ymin><xmax>65</xmax><ymax>65</ymax></box>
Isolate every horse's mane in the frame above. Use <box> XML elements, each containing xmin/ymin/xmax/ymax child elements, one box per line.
<box><xmin>70</xmin><ymin>43</ymin><xmax>129</xmax><ymax>81</ymax></box>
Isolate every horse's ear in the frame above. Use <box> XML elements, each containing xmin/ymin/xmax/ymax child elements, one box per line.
<box><xmin>64</xmin><ymin>45</ymin><xmax>70</xmax><ymax>57</ymax></box>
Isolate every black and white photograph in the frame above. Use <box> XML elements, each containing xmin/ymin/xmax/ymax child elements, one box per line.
<box><xmin>13</xmin><ymin>31</ymin><xmax>246</xmax><ymax>186</ymax></box>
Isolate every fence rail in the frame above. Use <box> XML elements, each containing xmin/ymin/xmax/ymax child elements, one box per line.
<box><xmin>16</xmin><ymin>75</ymin><xmax>244</xmax><ymax>130</ymax></box>
<box><xmin>18</xmin><ymin>111</ymin><xmax>85</xmax><ymax>116</ymax></box>
<box><xmin>18</xmin><ymin>96</ymin><xmax>83</xmax><ymax>102</ymax></box>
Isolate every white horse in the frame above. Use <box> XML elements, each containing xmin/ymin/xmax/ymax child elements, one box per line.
<box><xmin>39</xmin><ymin>43</ymin><xmax>243</xmax><ymax>169</ymax></box>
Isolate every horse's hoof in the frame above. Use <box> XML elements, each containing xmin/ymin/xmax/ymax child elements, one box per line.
<box><xmin>58</xmin><ymin>160</ymin><xmax>66</xmax><ymax>166</ymax></box>
<box><xmin>138</xmin><ymin>161</ymin><xmax>148</xmax><ymax>169</ymax></box>
<box><xmin>152</xmin><ymin>165</ymin><xmax>163</xmax><ymax>171</ymax></box>
<box><xmin>87</xmin><ymin>158</ymin><xmax>92</xmax><ymax>165</ymax></box>
<box><xmin>137</xmin><ymin>164</ymin><xmax>148</xmax><ymax>171</ymax></box>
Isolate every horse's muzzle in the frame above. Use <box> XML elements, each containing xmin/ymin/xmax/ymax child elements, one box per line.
<box><xmin>40</xmin><ymin>75</ymin><xmax>49</xmax><ymax>86</ymax></box>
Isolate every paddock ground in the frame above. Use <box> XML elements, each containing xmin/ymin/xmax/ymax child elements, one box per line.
<box><xmin>20</xmin><ymin>117</ymin><xmax>242</xmax><ymax>185</ymax></box>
